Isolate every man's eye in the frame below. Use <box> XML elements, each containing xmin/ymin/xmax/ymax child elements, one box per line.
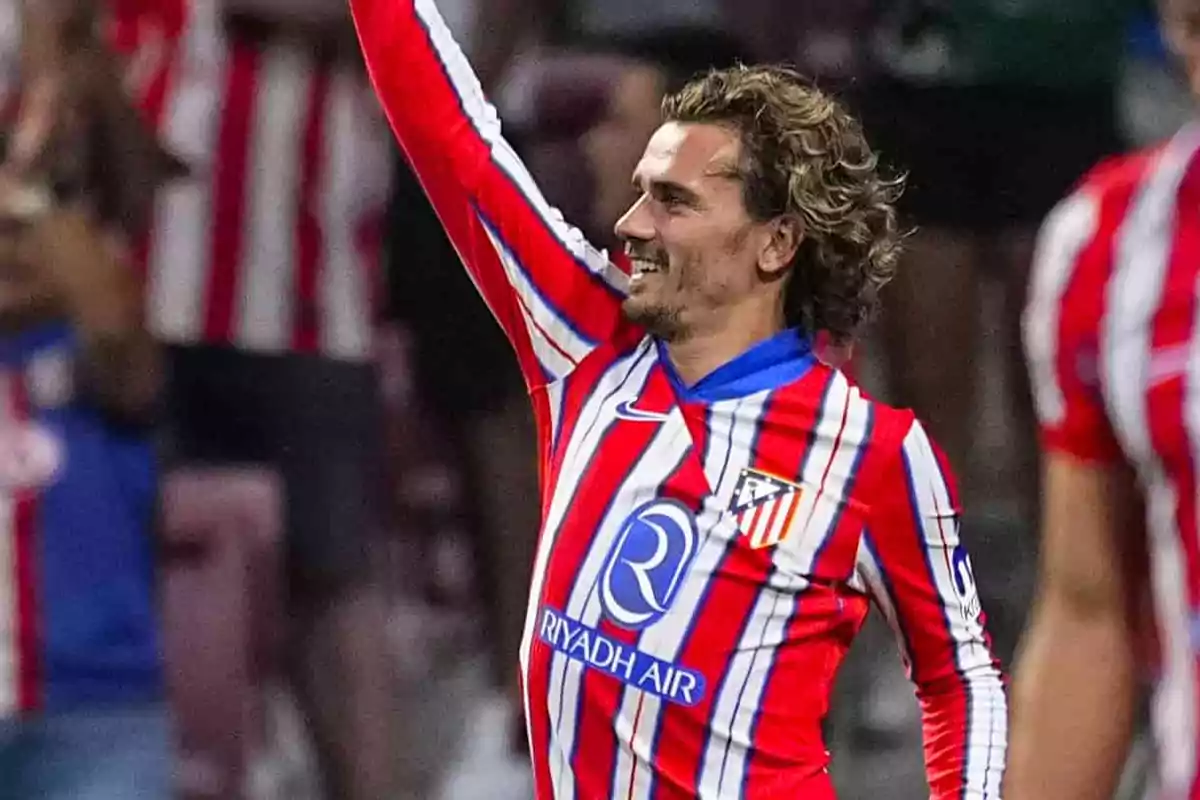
<box><xmin>658</xmin><ymin>192</ymin><xmax>685</xmax><ymax>208</ymax></box>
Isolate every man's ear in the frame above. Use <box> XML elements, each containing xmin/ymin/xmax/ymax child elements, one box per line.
<box><xmin>758</xmin><ymin>214</ymin><xmax>803</xmax><ymax>276</ymax></box>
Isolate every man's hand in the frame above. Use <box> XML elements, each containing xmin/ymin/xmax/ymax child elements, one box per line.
<box><xmin>15</xmin><ymin>204</ymin><xmax>161</xmax><ymax>420</ymax></box>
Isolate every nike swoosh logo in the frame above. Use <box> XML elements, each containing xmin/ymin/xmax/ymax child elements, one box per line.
<box><xmin>614</xmin><ymin>399</ymin><xmax>671</xmax><ymax>423</ymax></box>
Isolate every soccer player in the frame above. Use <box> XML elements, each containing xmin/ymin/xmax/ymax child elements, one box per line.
<box><xmin>352</xmin><ymin>0</ymin><xmax>1007</xmax><ymax>797</ymax></box>
<box><xmin>1008</xmin><ymin>1</ymin><xmax>1200</xmax><ymax>796</ymax></box>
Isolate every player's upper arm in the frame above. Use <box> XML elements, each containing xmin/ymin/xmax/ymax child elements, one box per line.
<box><xmin>1024</xmin><ymin>183</ymin><xmax>1123</xmax><ymax>464</ymax></box>
<box><xmin>1038</xmin><ymin>451</ymin><xmax>1142</xmax><ymax>622</ymax></box>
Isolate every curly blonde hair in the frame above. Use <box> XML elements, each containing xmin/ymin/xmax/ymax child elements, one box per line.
<box><xmin>662</xmin><ymin>65</ymin><xmax>907</xmax><ymax>342</ymax></box>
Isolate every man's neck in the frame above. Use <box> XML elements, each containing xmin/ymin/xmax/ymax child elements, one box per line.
<box><xmin>664</xmin><ymin>306</ymin><xmax>787</xmax><ymax>387</ymax></box>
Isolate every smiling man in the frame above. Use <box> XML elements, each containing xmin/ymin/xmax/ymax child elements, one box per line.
<box><xmin>351</xmin><ymin>0</ymin><xmax>1007</xmax><ymax>797</ymax></box>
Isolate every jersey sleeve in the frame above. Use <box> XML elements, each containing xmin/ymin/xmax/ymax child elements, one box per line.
<box><xmin>856</xmin><ymin>419</ymin><xmax>1007</xmax><ymax>800</ymax></box>
<box><xmin>350</xmin><ymin>0</ymin><xmax>629</xmax><ymax>388</ymax></box>
<box><xmin>1023</xmin><ymin>187</ymin><xmax>1124</xmax><ymax>463</ymax></box>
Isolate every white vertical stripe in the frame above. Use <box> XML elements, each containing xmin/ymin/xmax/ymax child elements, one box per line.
<box><xmin>1103</xmin><ymin>125</ymin><xmax>1200</xmax><ymax>796</ymax></box>
<box><xmin>1024</xmin><ymin>190</ymin><xmax>1101</xmax><ymax>427</ymax></box>
<box><xmin>320</xmin><ymin>70</ymin><xmax>387</xmax><ymax>362</ymax></box>
<box><xmin>236</xmin><ymin>46</ymin><xmax>306</xmax><ymax>352</ymax></box>
<box><xmin>0</xmin><ymin>373</ymin><xmax>17</xmax><ymax>716</ymax></box>
<box><xmin>147</xmin><ymin>38</ymin><xmax>227</xmax><ymax>345</ymax></box>
<box><xmin>549</xmin><ymin>413</ymin><xmax>695</xmax><ymax>800</ymax></box>
<box><xmin>902</xmin><ymin>426</ymin><xmax>992</xmax><ymax>670</ymax></box>
<box><xmin>612</xmin><ymin>392</ymin><xmax>772</xmax><ymax>800</ymax></box>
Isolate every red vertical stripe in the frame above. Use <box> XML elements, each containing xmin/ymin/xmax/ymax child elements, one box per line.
<box><xmin>10</xmin><ymin>376</ymin><xmax>40</xmax><ymax>712</ymax></box>
<box><xmin>293</xmin><ymin>62</ymin><xmax>331</xmax><ymax>352</ymax></box>
<box><xmin>204</xmin><ymin>41</ymin><xmax>260</xmax><ymax>343</ymax></box>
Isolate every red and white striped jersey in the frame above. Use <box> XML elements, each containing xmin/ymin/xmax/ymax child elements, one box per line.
<box><xmin>107</xmin><ymin>0</ymin><xmax>392</xmax><ymax>361</ymax></box>
<box><xmin>353</xmin><ymin>0</ymin><xmax>1007</xmax><ymax>797</ymax></box>
<box><xmin>1025</xmin><ymin>121</ymin><xmax>1200</xmax><ymax>798</ymax></box>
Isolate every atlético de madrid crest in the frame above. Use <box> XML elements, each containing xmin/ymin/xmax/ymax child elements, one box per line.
<box><xmin>729</xmin><ymin>468</ymin><xmax>804</xmax><ymax>549</ymax></box>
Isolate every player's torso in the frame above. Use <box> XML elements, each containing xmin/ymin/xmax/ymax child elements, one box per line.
<box><xmin>520</xmin><ymin>334</ymin><xmax>881</xmax><ymax>800</ymax></box>
<box><xmin>0</xmin><ymin>325</ymin><xmax>160</xmax><ymax>718</ymax></box>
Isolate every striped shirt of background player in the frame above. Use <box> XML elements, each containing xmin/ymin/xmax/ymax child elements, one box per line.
<box><xmin>1025</xmin><ymin>121</ymin><xmax>1200</xmax><ymax>797</ymax></box>
<box><xmin>109</xmin><ymin>0</ymin><xmax>392</xmax><ymax>361</ymax></box>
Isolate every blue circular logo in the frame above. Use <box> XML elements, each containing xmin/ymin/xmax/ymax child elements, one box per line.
<box><xmin>599</xmin><ymin>499</ymin><xmax>698</xmax><ymax>630</ymax></box>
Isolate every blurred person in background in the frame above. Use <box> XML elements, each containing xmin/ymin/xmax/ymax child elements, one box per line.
<box><xmin>127</xmin><ymin>2</ymin><xmax>396</xmax><ymax>798</ymax></box>
<box><xmin>1008</xmin><ymin>0</ymin><xmax>1200</xmax><ymax>797</ymax></box>
<box><xmin>0</xmin><ymin>190</ymin><xmax>169</xmax><ymax>800</ymax></box>
<box><xmin>853</xmin><ymin>0</ymin><xmax>1141</xmax><ymax>663</ymax></box>
<box><xmin>0</xmin><ymin>5</ymin><xmax>174</xmax><ymax>792</ymax></box>
<box><xmin>16</xmin><ymin>1</ymin><xmax>400</xmax><ymax>798</ymax></box>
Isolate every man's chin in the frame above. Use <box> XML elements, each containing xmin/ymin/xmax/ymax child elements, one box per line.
<box><xmin>621</xmin><ymin>297</ymin><xmax>684</xmax><ymax>341</ymax></box>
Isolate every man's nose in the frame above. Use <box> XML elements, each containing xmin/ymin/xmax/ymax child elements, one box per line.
<box><xmin>614</xmin><ymin>193</ymin><xmax>652</xmax><ymax>244</ymax></box>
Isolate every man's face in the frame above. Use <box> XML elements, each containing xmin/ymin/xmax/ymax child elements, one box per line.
<box><xmin>1162</xmin><ymin>0</ymin><xmax>1200</xmax><ymax>94</ymax></box>
<box><xmin>614</xmin><ymin>121</ymin><xmax>775</xmax><ymax>341</ymax></box>
<box><xmin>582</xmin><ymin>62</ymin><xmax>667</xmax><ymax>243</ymax></box>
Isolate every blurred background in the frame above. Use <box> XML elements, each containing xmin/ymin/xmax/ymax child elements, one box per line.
<box><xmin>0</xmin><ymin>0</ymin><xmax>1182</xmax><ymax>798</ymax></box>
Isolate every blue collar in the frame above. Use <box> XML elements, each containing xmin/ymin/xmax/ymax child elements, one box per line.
<box><xmin>656</xmin><ymin>328</ymin><xmax>816</xmax><ymax>403</ymax></box>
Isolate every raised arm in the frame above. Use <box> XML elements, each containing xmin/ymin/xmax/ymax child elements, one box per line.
<box><xmin>857</xmin><ymin>419</ymin><xmax>1007</xmax><ymax>799</ymax></box>
<box><xmin>350</xmin><ymin>0</ymin><xmax>628</xmax><ymax>389</ymax></box>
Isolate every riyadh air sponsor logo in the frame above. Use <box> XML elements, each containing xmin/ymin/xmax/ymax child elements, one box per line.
<box><xmin>538</xmin><ymin>606</ymin><xmax>705</xmax><ymax>706</ymax></box>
